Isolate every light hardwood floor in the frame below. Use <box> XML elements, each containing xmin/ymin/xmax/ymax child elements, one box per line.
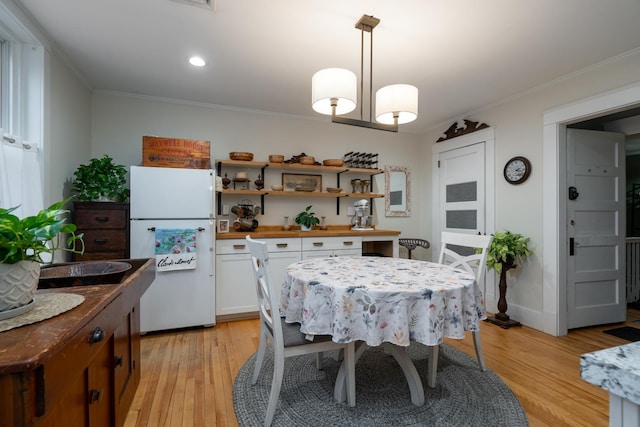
<box><xmin>125</xmin><ymin>307</ymin><xmax>640</xmax><ymax>427</ymax></box>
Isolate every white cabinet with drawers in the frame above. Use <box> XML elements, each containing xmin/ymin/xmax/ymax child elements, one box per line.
<box><xmin>216</xmin><ymin>237</ymin><xmax>301</xmax><ymax>320</ymax></box>
<box><xmin>301</xmin><ymin>236</ymin><xmax>362</xmax><ymax>259</ymax></box>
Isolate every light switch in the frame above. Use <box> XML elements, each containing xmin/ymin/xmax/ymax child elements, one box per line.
<box><xmin>222</xmin><ymin>205</ymin><xmax>230</xmax><ymax>215</ymax></box>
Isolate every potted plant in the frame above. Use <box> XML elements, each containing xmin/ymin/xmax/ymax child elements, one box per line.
<box><xmin>72</xmin><ymin>154</ymin><xmax>130</xmax><ymax>202</ymax></box>
<box><xmin>0</xmin><ymin>198</ymin><xmax>84</xmax><ymax>316</ymax></box>
<box><xmin>484</xmin><ymin>230</ymin><xmax>532</xmax><ymax>328</ymax></box>
<box><xmin>294</xmin><ymin>205</ymin><xmax>320</xmax><ymax>231</ymax></box>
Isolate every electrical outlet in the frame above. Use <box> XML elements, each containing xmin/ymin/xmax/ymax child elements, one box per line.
<box><xmin>347</xmin><ymin>207</ymin><xmax>356</xmax><ymax>216</ymax></box>
<box><xmin>222</xmin><ymin>205</ymin><xmax>230</xmax><ymax>215</ymax></box>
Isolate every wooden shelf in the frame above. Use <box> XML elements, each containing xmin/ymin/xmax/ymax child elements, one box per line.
<box><xmin>215</xmin><ymin>158</ymin><xmax>384</xmax><ymax>215</ymax></box>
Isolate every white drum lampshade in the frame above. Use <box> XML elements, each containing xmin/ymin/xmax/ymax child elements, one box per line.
<box><xmin>312</xmin><ymin>68</ymin><xmax>357</xmax><ymax>116</ymax></box>
<box><xmin>375</xmin><ymin>84</ymin><xmax>419</xmax><ymax>125</ymax></box>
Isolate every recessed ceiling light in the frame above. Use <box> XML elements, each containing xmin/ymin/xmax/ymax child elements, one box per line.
<box><xmin>188</xmin><ymin>56</ymin><xmax>206</xmax><ymax>67</ymax></box>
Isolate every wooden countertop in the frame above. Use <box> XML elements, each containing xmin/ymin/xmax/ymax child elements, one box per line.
<box><xmin>0</xmin><ymin>258</ymin><xmax>155</xmax><ymax>375</ymax></box>
<box><xmin>216</xmin><ymin>225</ymin><xmax>400</xmax><ymax>239</ymax></box>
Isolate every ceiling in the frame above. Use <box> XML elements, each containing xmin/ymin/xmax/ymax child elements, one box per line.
<box><xmin>15</xmin><ymin>0</ymin><xmax>640</xmax><ymax>135</ymax></box>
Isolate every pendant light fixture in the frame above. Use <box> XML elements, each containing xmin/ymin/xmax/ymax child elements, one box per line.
<box><xmin>311</xmin><ymin>15</ymin><xmax>418</xmax><ymax>132</ymax></box>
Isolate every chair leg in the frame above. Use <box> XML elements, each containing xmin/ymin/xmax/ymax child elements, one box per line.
<box><xmin>472</xmin><ymin>330</ymin><xmax>487</xmax><ymax>372</ymax></box>
<box><xmin>316</xmin><ymin>352</ymin><xmax>324</xmax><ymax>369</ymax></box>
<box><xmin>251</xmin><ymin>329</ymin><xmax>268</xmax><ymax>384</ymax></box>
<box><xmin>264</xmin><ymin>351</ymin><xmax>285</xmax><ymax>427</ymax></box>
<box><xmin>427</xmin><ymin>344</ymin><xmax>439</xmax><ymax>388</ymax></box>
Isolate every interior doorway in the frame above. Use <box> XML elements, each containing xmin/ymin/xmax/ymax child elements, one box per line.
<box><xmin>542</xmin><ymin>82</ymin><xmax>640</xmax><ymax>336</ymax></box>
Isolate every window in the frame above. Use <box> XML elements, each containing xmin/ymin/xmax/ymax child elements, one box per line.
<box><xmin>0</xmin><ymin>4</ymin><xmax>45</xmax><ymax>216</ymax></box>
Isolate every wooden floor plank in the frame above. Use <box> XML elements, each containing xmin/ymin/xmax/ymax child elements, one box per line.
<box><xmin>125</xmin><ymin>308</ymin><xmax>640</xmax><ymax>427</ymax></box>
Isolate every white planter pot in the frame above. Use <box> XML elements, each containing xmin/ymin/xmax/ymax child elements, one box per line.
<box><xmin>300</xmin><ymin>224</ymin><xmax>312</xmax><ymax>232</ymax></box>
<box><xmin>0</xmin><ymin>261</ymin><xmax>40</xmax><ymax>312</ymax></box>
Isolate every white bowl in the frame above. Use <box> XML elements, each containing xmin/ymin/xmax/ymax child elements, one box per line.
<box><xmin>271</xmin><ymin>184</ymin><xmax>283</xmax><ymax>191</ymax></box>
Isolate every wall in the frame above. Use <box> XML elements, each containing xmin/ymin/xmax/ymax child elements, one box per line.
<box><xmin>44</xmin><ymin>50</ymin><xmax>92</xmax><ymax>205</ymax></box>
<box><xmin>90</xmin><ymin>92</ymin><xmax>423</xmax><ymax>237</ymax></box>
<box><xmin>420</xmin><ymin>49</ymin><xmax>640</xmax><ymax>330</ymax></box>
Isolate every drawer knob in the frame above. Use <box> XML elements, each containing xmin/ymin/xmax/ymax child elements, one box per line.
<box><xmin>95</xmin><ymin>216</ymin><xmax>109</xmax><ymax>222</ymax></box>
<box><xmin>343</xmin><ymin>241</ymin><xmax>353</xmax><ymax>246</ymax></box>
<box><xmin>89</xmin><ymin>327</ymin><xmax>106</xmax><ymax>344</ymax></box>
<box><xmin>313</xmin><ymin>242</ymin><xmax>323</xmax><ymax>247</ymax></box>
<box><xmin>114</xmin><ymin>355</ymin><xmax>123</xmax><ymax>367</ymax></box>
<box><xmin>94</xmin><ymin>239</ymin><xmax>108</xmax><ymax>244</ymax></box>
<box><xmin>276</xmin><ymin>243</ymin><xmax>288</xmax><ymax>248</ymax></box>
<box><xmin>233</xmin><ymin>244</ymin><xmax>246</xmax><ymax>249</ymax></box>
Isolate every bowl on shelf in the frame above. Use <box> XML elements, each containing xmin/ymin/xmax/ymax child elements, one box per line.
<box><xmin>270</xmin><ymin>184</ymin><xmax>283</xmax><ymax>191</ymax></box>
<box><xmin>323</xmin><ymin>159</ymin><xmax>344</xmax><ymax>167</ymax></box>
<box><xmin>229</xmin><ymin>152</ymin><xmax>254</xmax><ymax>161</ymax></box>
<box><xmin>299</xmin><ymin>156</ymin><xmax>315</xmax><ymax>165</ymax></box>
<box><xmin>326</xmin><ymin>187</ymin><xmax>343</xmax><ymax>193</ymax></box>
<box><xmin>269</xmin><ymin>154</ymin><xmax>284</xmax><ymax>163</ymax></box>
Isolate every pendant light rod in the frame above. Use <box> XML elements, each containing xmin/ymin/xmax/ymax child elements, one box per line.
<box><xmin>311</xmin><ymin>14</ymin><xmax>417</xmax><ymax>133</ymax></box>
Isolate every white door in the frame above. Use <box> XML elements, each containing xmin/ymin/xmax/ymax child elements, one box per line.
<box><xmin>438</xmin><ymin>143</ymin><xmax>486</xmax><ymax>236</ymax></box>
<box><xmin>566</xmin><ymin>128</ymin><xmax>626</xmax><ymax>329</ymax></box>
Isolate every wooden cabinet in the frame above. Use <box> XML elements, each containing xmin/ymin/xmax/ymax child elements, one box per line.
<box><xmin>74</xmin><ymin>202</ymin><xmax>130</xmax><ymax>261</ymax></box>
<box><xmin>0</xmin><ymin>258</ymin><xmax>155</xmax><ymax>427</ymax></box>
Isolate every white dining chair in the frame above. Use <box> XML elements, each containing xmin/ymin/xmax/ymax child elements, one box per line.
<box><xmin>245</xmin><ymin>235</ymin><xmax>355</xmax><ymax>427</ymax></box>
<box><xmin>427</xmin><ymin>231</ymin><xmax>493</xmax><ymax>387</ymax></box>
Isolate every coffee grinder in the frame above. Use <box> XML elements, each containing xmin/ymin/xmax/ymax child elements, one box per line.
<box><xmin>351</xmin><ymin>199</ymin><xmax>373</xmax><ymax>230</ymax></box>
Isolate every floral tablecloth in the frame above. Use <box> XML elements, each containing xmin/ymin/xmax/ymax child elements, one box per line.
<box><xmin>280</xmin><ymin>256</ymin><xmax>485</xmax><ymax>347</ymax></box>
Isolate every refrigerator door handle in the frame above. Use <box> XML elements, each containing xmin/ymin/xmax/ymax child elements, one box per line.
<box><xmin>145</xmin><ymin>226</ymin><xmax>206</xmax><ymax>232</ymax></box>
<box><xmin>209</xmin><ymin>219</ymin><xmax>215</xmax><ymax>277</ymax></box>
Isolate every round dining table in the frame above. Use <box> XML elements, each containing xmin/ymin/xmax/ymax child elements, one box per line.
<box><xmin>279</xmin><ymin>256</ymin><xmax>486</xmax><ymax>406</ymax></box>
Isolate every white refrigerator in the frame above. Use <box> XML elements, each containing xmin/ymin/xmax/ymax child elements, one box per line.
<box><xmin>130</xmin><ymin>165</ymin><xmax>216</xmax><ymax>333</ymax></box>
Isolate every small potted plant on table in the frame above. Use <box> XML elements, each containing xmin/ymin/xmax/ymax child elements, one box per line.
<box><xmin>0</xmin><ymin>198</ymin><xmax>84</xmax><ymax>318</ymax></box>
<box><xmin>294</xmin><ymin>205</ymin><xmax>320</xmax><ymax>231</ymax></box>
<box><xmin>484</xmin><ymin>230</ymin><xmax>532</xmax><ymax>329</ymax></box>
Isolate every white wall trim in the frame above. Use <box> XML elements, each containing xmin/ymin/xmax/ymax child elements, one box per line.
<box><xmin>542</xmin><ymin>81</ymin><xmax>640</xmax><ymax>336</ymax></box>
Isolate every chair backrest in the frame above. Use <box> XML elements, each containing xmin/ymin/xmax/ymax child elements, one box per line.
<box><xmin>246</xmin><ymin>235</ymin><xmax>283</xmax><ymax>345</ymax></box>
<box><xmin>438</xmin><ymin>231</ymin><xmax>493</xmax><ymax>284</ymax></box>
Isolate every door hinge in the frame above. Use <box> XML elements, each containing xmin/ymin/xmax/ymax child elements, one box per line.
<box><xmin>437</xmin><ymin>160</ymin><xmax>440</xmax><ymax>168</ymax></box>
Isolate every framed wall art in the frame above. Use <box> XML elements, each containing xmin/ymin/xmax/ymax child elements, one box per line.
<box><xmin>282</xmin><ymin>173</ymin><xmax>322</xmax><ymax>192</ymax></box>
<box><xmin>385</xmin><ymin>166</ymin><xmax>411</xmax><ymax>217</ymax></box>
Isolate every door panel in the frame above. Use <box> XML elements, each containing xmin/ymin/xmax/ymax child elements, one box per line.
<box><xmin>567</xmin><ymin>128</ymin><xmax>625</xmax><ymax>328</ymax></box>
<box><xmin>438</xmin><ymin>143</ymin><xmax>485</xmax><ymax>234</ymax></box>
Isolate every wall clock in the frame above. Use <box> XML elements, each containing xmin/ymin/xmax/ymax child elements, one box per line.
<box><xmin>503</xmin><ymin>156</ymin><xmax>531</xmax><ymax>185</ymax></box>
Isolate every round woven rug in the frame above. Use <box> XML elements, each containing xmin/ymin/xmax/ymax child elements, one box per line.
<box><xmin>233</xmin><ymin>343</ymin><xmax>528</xmax><ymax>427</ymax></box>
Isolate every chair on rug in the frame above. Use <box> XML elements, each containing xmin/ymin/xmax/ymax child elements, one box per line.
<box><xmin>398</xmin><ymin>238</ymin><xmax>430</xmax><ymax>259</ymax></box>
<box><xmin>426</xmin><ymin>231</ymin><xmax>493</xmax><ymax>387</ymax></box>
<box><xmin>245</xmin><ymin>235</ymin><xmax>355</xmax><ymax>427</ymax></box>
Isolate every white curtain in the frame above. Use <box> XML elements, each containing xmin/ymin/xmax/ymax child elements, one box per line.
<box><xmin>0</xmin><ymin>128</ymin><xmax>44</xmax><ymax>218</ymax></box>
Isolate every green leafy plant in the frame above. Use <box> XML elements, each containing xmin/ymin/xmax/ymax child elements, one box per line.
<box><xmin>72</xmin><ymin>155</ymin><xmax>130</xmax><ymax>202</ymax></box>
<box><xmin>0</xmin><ymin>198</ymin><xmax>85</xmax><ymax>264</ymax></box>
<box><xmin>294</xmin><ymin>205</ymin><xmax>320</xmax><ymax>229</ymax></box>
<box><xmin>485</xmin><ymin>230</ymin><xmax>532</xmax><ymax>273</ymax></box>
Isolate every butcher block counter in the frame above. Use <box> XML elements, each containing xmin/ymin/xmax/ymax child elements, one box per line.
<box><xmin>0</xmin><ymin>258</ymin><xmax>155</xmax><ymax>427</ymax></box>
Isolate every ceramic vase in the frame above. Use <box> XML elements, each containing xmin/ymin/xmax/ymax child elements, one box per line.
<box><xmin>300</xmin><ymin>224</ymin><xmax>312</xmax><ymax>232</ymax></box>
<box><xmin>0</xmin><ymin>260</ymin><xmax>40</xmax><ymax>312</ymax></box>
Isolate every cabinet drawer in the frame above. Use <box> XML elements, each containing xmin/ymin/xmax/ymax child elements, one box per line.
<box><xmin>265</xmin><ymin>238</ymin><xmax>301</xmax><ymax>253</ymax></box>
<box><xmin>40</xmin><ymin>297</ymin><xmax>121</xmax><ymax>419</ymax></box>
<box><xmin>216</xmin><ymin>239</ymin><xmax>250</xmax><ymax>254</ymax></box>
<box><xmin>82</xmin><ymin>230</ymin><xmax>128</xmax><ymax>252</ymax></box>
<box><xmin>302</xmin><ymin>236</ymin><xmax>362</xmax><ymax>251</ymax></box>
<box><xmin>75</xmin><ymin>209</ymin><xmax>127</xmax><ymax>229</ymax></box>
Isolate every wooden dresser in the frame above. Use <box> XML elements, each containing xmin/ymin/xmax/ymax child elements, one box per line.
<box><xmin>0</xmin><ymin>258</ymin><xmax>155</xmax><ymax>427</ymax></box>
<box><xmin>73</xmin><ymin>202</ymin><xmax>130</xmax><ymax>261</ymax></box>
